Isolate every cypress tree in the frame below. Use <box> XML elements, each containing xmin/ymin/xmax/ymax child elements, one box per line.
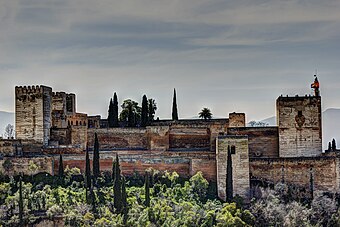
<box><xmin>85</xmin><ymin>148</ymin><xmax>91</xmax><ymax>189</ymax></box>
<box><xmin>141</xmin><ymin>95</ymin><xmax>148</xmax><ymax>127</ymax></box>
<box><xmin>145</xmin><ymin>171</ymin><xmax>150</xmax><ymax>207</ymax></box>
<box><xmin>122</xmin><ymin>176</ymin><xmax>128</xmax><ymax>224</ymax></box>
<box><xmin>90</xmin><ymin>182</ymin><xmax>97</xmax><ymax>215</ymax></box>
<box><xmin>226</xmin><ymin>146</ymin><xmax>233</xmax><ymax>202</ymax></box>
<box><xmin>112</xmin><ymin>161</ymin><xmax>116</xmax><ymax>182</ymax></box>
<box><xmin>108</xmin><ymin>98</ymin><xmax>114</xmax><ymax>128</ymax></box>
<box><xmin>19</xmin><ymin>176</ymin><xmax>24</xmax><ymax>226</ymax></box>
<box><xmin>328</xmin><ymin>142</ymin><xmax>332</xmax><ymax>151</ymax></box>
<box><xmin>114</xmin><ymin>154</ymin><xmax>123</xmax><ymax>213</ymax></box>
<box><xmin>172</xmin><ymin>88</ymin><xmax>178</xmax><ymax>121</ymax></box>
<box><xmin>93</xmin><ymin>133</ymin><xmax>100</xmax><ymax>179</ymax></box>
<box><xmin>332</xmin><ymin>138</ymin><xmax>337</xmax><ymax>151</ymax></box>
<box><xmin>58</xmin><ymin>154</ymin><xmax>64</xmax><ymax>178</ymax></box>
<box><xmin>113</xmin><ymin>92</ymin><xmax>119</xmax><ymax>127</ymax></box>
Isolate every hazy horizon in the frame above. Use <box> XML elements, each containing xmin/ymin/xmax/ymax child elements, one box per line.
<box><xmin>1</xmin><ymin>1</ymin><xmax>340</xmax><ymax>121</ymax></box>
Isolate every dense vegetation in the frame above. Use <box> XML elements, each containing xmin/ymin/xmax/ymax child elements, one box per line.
<box><xmin>0</xmin><ymin>169</ymin><xmax>254</xmax><ymax>227</ymax></box>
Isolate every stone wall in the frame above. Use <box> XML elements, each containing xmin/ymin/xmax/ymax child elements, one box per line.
<box><xmin>250</xmin><ymin>156</ymin><xmax>340</xmax><ymax>192</ymax></box>
<box><xmin>87</xmin><ymin>128</ymin><xmax>148</xmax><ymax>150</ymax></box>
<box><xmin>147</xmin><ymin>126</ymin><xmax>170</xmax><ymax>151</ymax></box>
<box><xmin>54</xmin><ymin>151</ymin><xmax>217</xmax><ymax>181</ymax></box>
<box><xmin>71</xmin><ymin>126</ymin><xmax>87</xmax><ymax>149</ymax></box>
<box><xmin>0</xmin><ymin>157</ymin><xmax>53</xmax><ymax>176</ymax></box>
<box><xmin>228</xmin><ymin>127</ymin><xmax>279</xmax><ymax>158</ymax></box>
<box><xmin>277</xmin><ymin>96</ymin><xmax>322</xmax><ymax>157</ymax></box>
<box><xmin>169</xmin><ymin>127</ymin><xmax>210</xmax><ymax>150</ymax></box>
<box><xmin>52</xmin><ymin>92</ymin><xmax>67</xmax><ymax>128</ymax></box>
<box><xmin>216</xmin><ymin>136</ymin><xmax>250</xmax><ymax>201</ymax></box>
<box><xmin>229</xmin><ymin>112</ymin><xmax>246</xmax><ymax>127</ymax></box>
<box><xmin>15</xmin><ymin>86</ymin><xmax>53</xmax><ymax>146</ymax></box>
<box><xmin>50</xmin><ymin>128</ymin><xmax>71</xmax><ymax>145</ymax></box>
<box><xmin>0</xmin><ymin>139</ymin><xmax>22</xmax><ymax>156</ymax></box>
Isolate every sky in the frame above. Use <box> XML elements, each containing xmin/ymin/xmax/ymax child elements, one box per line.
<box><xmin>0</xmin><ymin>0</ymin><xmax>340</xmax><ymax>121</ymax></box>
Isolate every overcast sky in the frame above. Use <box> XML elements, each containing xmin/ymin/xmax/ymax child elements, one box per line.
<box><xmin>0</xmin><ymin>0</ymin><xmax>340</xmax><ymax>121</ymax></box>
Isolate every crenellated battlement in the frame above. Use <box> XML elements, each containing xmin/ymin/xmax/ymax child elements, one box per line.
<box><xmin>52</xmin><ymin>92</ymin><xmax>67</xmax><ymax>99</ymax></box>
<box><xmin>15</xmin><ymin>85</ymin><xmax>52</xmax><ymax>96</ymax></box>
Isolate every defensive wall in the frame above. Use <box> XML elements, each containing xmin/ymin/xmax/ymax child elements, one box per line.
<box><xmin>250</xmin><ymin>156</ymin><xmax>340</xmax><ymax>192</ymax></box>
<box><xmin>0</xmin><ymin>157</ymin><xmax>53</xmax><ymax>176</ymax></box>
<box><xmin>53</xmin><ymin>150</ymin><xmax>217</xmax><ymax>181</ymax></box>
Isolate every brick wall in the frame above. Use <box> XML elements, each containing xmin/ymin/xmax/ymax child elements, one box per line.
<box><xmin>0</xmin><ymin>157</ymin><xmax>53</xmax><ymax>176</ymax></box>
<box><xmin>228</xmin><ymin>127</ymin><xmax>279</xmax><ymax>158</ymax></box>
<box><xmin>250</xmin><ymin>156</ymin><xmax>340</xmax><ymax>192</ymax></box>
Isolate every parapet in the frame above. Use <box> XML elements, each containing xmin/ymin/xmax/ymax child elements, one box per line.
<box><xmin>52</xmin><ymin>92</ymin><xmax>67</xmax><ymax>99</ymax></box>
<box><xmin>15</xmin><ymin>85</ymin><xmax>52</xmax><ymax>96</ymax></box>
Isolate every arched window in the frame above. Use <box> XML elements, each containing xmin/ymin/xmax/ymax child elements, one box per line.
<box><xmin>80</xmin><ymin>121</ymin><xmax>82</xmax><ymax>126</ymax></box>
<box><xmin>71</xmin><ymin>121</ymin><xmax>73</xmax><ymax>126</ymax></box>
<box><xmin>76</xmin><ymin>121</ymin><xmax>78</xmax><ymax>126</ymax></box>
<box><xmin>68</xmin><ymin>120</ymin><xmax>70</xmax><ymax>126</ymax></box>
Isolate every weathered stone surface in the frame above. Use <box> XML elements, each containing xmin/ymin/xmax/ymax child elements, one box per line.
<box><xmin>229</xmin><ymin>113</ymin><xmax>246</xmax><ymax>128</ymax></box>
<box><xmin>228</xmin><ymin>127</ymin><xmax>279</xmax><ymax>158</ymax></box>
<box><xmin>15</xmin><ymin>86</ymin><xmax>52</xmax><ymax>146</ymax></box>
<box><xmin>217</xmin><ymin>136</ymin><xmax>250</xmax><ymax>201</ymax></box>
<box><xmin>0</xmin><ymin>139</ymin><xmax>22</xmax><ymax>156</ymax></box>
<box><xmin>250</xmin><ymin>156</ymin><xmax>340</xmax><ymax>192</ymax></box>
<box><xmin>0</xmin><ymin>157</ymin><xmax>53</xmax><ymax>175</ymax></box>
<box><xmin>277</xmin><ymin>96</ymin><xmax>322</xmax><ymax>157</ymax></box>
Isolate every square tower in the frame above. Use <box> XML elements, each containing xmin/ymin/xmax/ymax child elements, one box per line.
<box><xmin>15</xmin><ymin>85</ymin><xmax>53</xmax><ymax>146</ymax></box>
<box><xmin>277</xmin><ymin>96</ymin><xmax>322</xmax><ymax>157</ymax></box>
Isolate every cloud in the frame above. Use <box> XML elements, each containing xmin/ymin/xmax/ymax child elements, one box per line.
<box><xmin>0</xmin><ymin>0</ymin><xmax>339</xmax><ymax>121</ymax></box>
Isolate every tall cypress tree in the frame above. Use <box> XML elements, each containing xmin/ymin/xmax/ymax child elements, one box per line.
<box><xmin>141</xmin><ymin>95</ymin><xmax>148</xmax><ymax>127</ymax></box>
<box><xmin>85</xmin><ymin>148</ymin><xmax>91</xmax><ymax>189</ymax></box>
<box><xmin>108</xmin><ymin>98</ymin><xmax>114</xmax><ymax>128</ymax></box>
<box><xmin>172</xmin><ymin>88</ymin><xmax>178</xmax><ymax>121</ymax></box>
<box><xmin>114</xmin><ymin>154</ymin><xmax>123</xmax><ymax>213</ymax></box>
<box><xmin>58</xmin><ymin>154</ymin><xmax>64</xmax><ymax>178</ymax></box>
<box><xmin>93</xmin><ymin>133</ymin><xmax>100</xmax><ymax>179</ymax></box>
<box><xmin>112</xmin><ymin>160</ymin><xmax>116</xmax><ymax>182</ymax></box>
<box><xmin>226</xmin><ymin>146</ymin><xmax>233</xmax><ymax>202</ymax></box>
<box><xmin>122</xmin><ymin>176</ymin><xmax>128</xmax><ymax>224</ymax></box>
<box><xmin>113</xmin><ymin>92</ymin><xmax>119</xmax><ymax>127</ymax></box>
<box><xmin>19</xmin><ymin>176</ymin><xmax>24</xmax><ymax>226</ymax></box>
<box><xmin>145</xmin><ymin>171</ymin><xmax>150</xmax><ymax>207</ymax></box>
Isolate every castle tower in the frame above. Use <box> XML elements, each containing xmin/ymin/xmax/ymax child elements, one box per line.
<box><xmin>15</xmin><ymin>85</ymin><xmax>53</xmax><ymax>146</ymax></box>
<box><xmin>277</xmin><ymin>78</ymin><xmax>322</xmax><ymax>157</ymax></box>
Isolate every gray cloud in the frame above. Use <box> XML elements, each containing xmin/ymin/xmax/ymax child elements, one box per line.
<box><xmin>0</xmin><ymin>0</ymin><xmax>339</xmax><ymax>121</ymax></box>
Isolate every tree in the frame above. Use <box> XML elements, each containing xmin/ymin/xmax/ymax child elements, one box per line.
<box><xmin>19</xmin><ymin>176</ymin><xmax>24</xmax><ymax>226</ymax></box>
<box><xmin>58</xmin><ymin>154</ymin><xmax>64</xmax><ymax>178</ymax></box>
<box><xmin>332</xmin><ymin>139</ymin><xmax>336</xmax><ymax>151</ymax></box>
<box><xmin>328</xmin><ymin>142</ymin><xmax>332</xmax><ymax>151</ymax></box>
<box><xmin>172</xmin><ymin>89</ymin><xmax>179</xmax><ymax>121</ymax></box>
<box><xmin>198</xmin><ymin>108</ymin><xmax>212</xmax><ymax>120</ymax></box>
<box><xmin>108</xmin><ymin>98</ymin><xmax>114</xmax><ymax>128</ymax></box>
<box><xmin>4</xmin><ymin>124</ymin><xmax>14</xmax><ymax>139</ymax></box>
<box><xmin>145</xmin><ymin>171</ymin><xmax>150</xmax><ymax>207</ymax></box>
<box><xmin>113</xmin><ymin>154</ymin><xmax>123</xmax><ymax>213</ymax></box>
<box><xmin>122</xmin><ymin>177</ymin><xmax>128</xmax><ymax>224</ymax></box>
<box><xmin>226</xmin><ymin>146</ymin><xmax>233</xmax><ymax>202</ymax></box>
<box><xmin>85</xmin><ymin>148</ymin><xmax>91</xmax><ymax>189</ymax></box>
<box><xmin>119</xmin><ymin>99</ymin><xmax>141</xmax><ymax>127</ymax></box>
<box><xmin>148</xmin><ymin>98</ymin><xmax>157</xmax><ymax>123</ymax></box>
<box><xmin>113</xmin><ymin>92</ymin><xmax>119</xmax><ymax>127</ymax></box>
<box><xmin>28</xmin><ymin>160</ymin><xmax>38</xmax><ymax>180</ymax></box>
<box><xmin>93</xmin><ymin>133</ymin><xmax>100</xmax><ymax>179</ymax></box>
<box><xmin>141</xmin><ymin>95</ymin><xmax>148</xmax><ymax>127</ymax></box>
<box><xmin>112</xmin><ymin>160</ymin><xmax>116</xmax><ymax>183</ymax></box>
<box><xmin>2</xmin><ymin>159</ymin><xmax>13</xmax><ymax>174</ymax></box>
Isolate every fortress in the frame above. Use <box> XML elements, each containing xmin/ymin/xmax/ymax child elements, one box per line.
<box><xmin>1</xmin><ymin>77</ymin><xmax>339</xmax><ymax>201</ymax></box>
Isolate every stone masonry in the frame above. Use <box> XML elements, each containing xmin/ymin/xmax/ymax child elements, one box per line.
<box><xmin>216</xmin><ymin>135</ymin><xmax>250</xmax><ymax>201</ymax></box>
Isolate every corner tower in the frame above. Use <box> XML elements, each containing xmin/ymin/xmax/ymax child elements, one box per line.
<box><xmin>277</xmin><ymin>77</ymin><xmax>322</xmax><ymax>157</ymax></box>
<box><xmin>15</xmin><ymin>85</ymin><xmax>53</xmax><ymax>146</ymax></box>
